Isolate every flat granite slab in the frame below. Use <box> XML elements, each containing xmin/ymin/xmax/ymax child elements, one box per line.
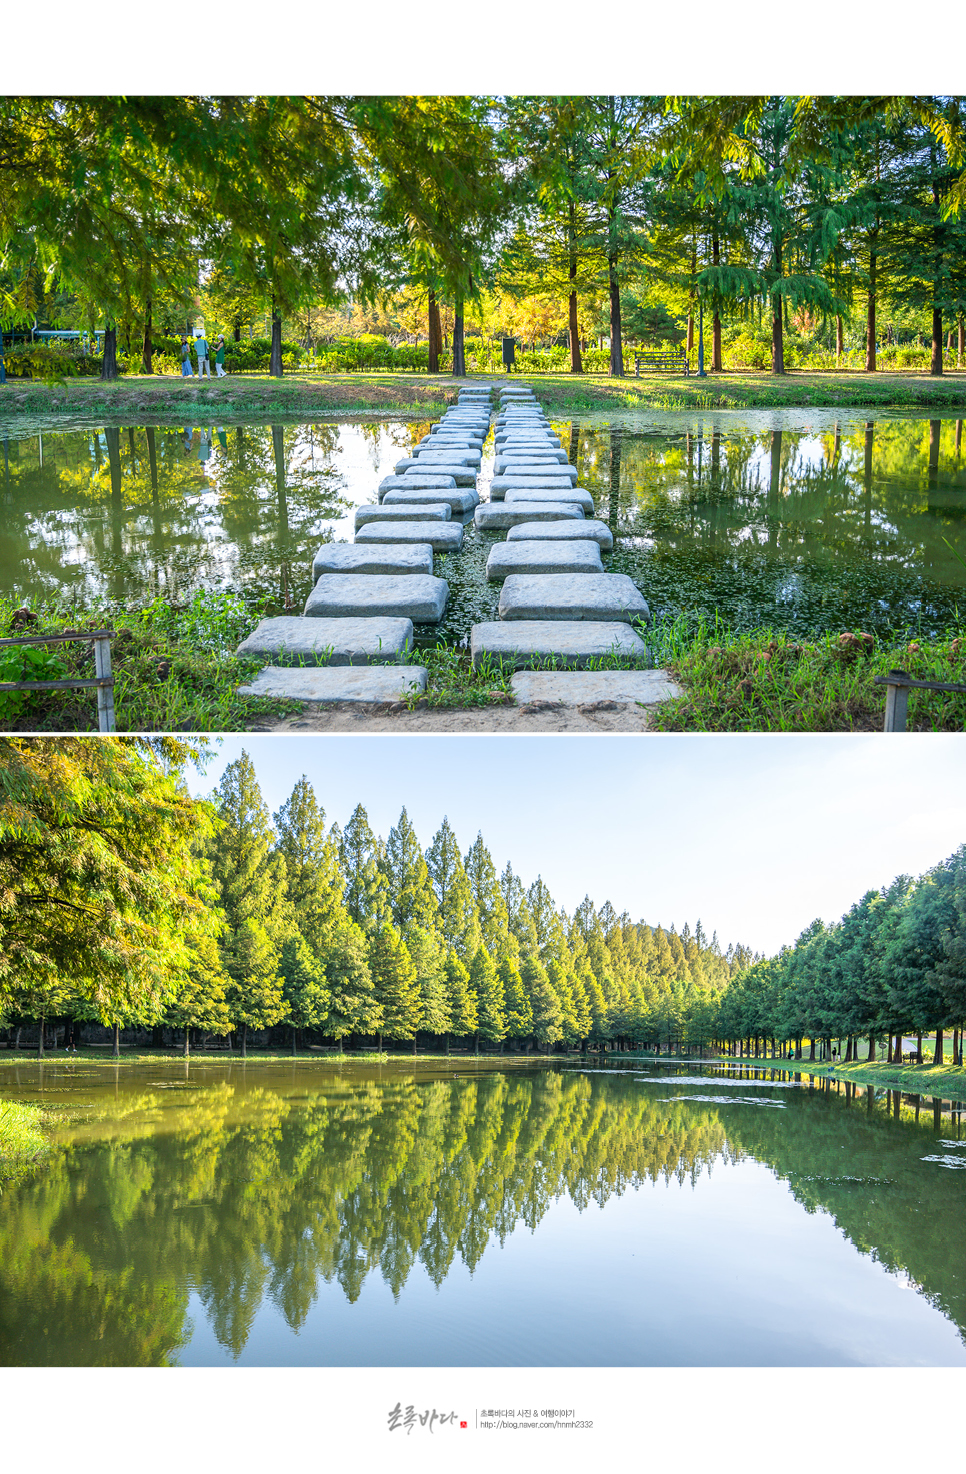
<box><xmin>496</xmin><ymin>435</ymin><xmax>561</xmax><ymax>447</ymax></box>
<box><xmin>498</xmin><ymin>573</ymin><xmax>649</xmax><ymax>624</ymax></box>
<box><xmin>475</xmin><ymin>502</ymin><xmax>585</xmax><ymax>530</ymax></box>
<box><xmin>486</xmin><ymin>539</ymin><xmax>604</xmax><ymax>580</ymax></box>
<box><xmin>304</xmin><ymin>573</ymin><xmax>448</xmax><ymax>623</ymax></box>
<box><xmin>355</xmin><ymin>503</ymin><xmax>451</xmax><ymax>528</ymax></box>
<box><xmin>511</xmin><ymin>670</ymin><xmax>681</xmax><ymax>705</ymax></box>
<box><xmin>507</xmin><ymin>519</ymin><xmax>614</xmax><ymax>550</ymax></box>
<box><xmin>503</xmin><ymin>486</ymin><xmax>595</xmax><ymax>514</ymax></box>
<box><xmin>236</xmin><ymin>615</ymin><xmax>413</xmax><ymax>666</ymax></box>
<box><xmin>421</xmin><ymin>434</ymin><xmax>483</xmax><ymax>447</ymax></box>
<box><xmin>311</xmin><ymin>543</ymin><xmax>433</xmax><ymax>579</ymax></box>
<box><xmin>239</xmin><ymin>664</ymin><xmax>427</xmax><ymax>702</ymax></box>
<box><xmin>407</xmin><ymin>448</ymin><xmax>481</xmax><ymax>467</ymax></box>
<box><xmin>495</xmin><ymin>450</ymin><xmax>568</xmax><ymax>467</ymax></box>
<box><xmin>378</xmin><ymin>474</ymin><xmax>456</xmax><ymax>499</ymax></box>
<box><xmin>390</xmin><ymin>461</ymin><xmax>478</xmax><ymax>486</ymax></box>
<box><xmin>383</xmin><ymin>486</ymin><xmax>478</xmax><ymax>513</ymax></box>
<box><xmin>356</xmin><ymin>521</ymin><xmax>464</xmax><ymax>552</ymax></box>
<box><xmin>470</xmin><ymin>620</ymin><xmax>647</xmax><ymax>670</ymax></box>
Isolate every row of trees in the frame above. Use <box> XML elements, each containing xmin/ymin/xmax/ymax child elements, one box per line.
<box><xmin>716</xmin><ymin>846</ymin><xmax>966</xmax><ymax>1066</ymax></box>
<box><xmin>2</xmin><ymin>97</ymin><xmax>965</xmax><ymax>379</ymax></box>
<box><xmin>2</xmin><ymin>739</ymin><xmax>963</xmax><ymax>1064</ymax></box>
<box><xmin>0</xmin><ymin>738</ymin><xmax>752</xmax><ymax>1057</ymax></box>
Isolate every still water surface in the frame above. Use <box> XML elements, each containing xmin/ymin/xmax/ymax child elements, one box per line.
<box><xmin>1</xmin><ymin>410</ymin><xmax>965</xmax><ymax>642</ymax></box>
<box><xmin>1</xmin><ymin>1059</ymin><xmax>964</xmax><ymax>1366</ymax></box>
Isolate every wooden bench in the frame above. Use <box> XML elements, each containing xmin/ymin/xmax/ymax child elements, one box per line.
<box><xmin>634</xmin><ymin>349</ymin><xmax>689</xmax><ymax>377</ymax></box>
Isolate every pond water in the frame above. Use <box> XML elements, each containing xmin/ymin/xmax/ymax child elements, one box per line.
<box><xmin>2</xmin><ymin>1058</ymin><xmax>964</xmax><ymax>1367</ymax></box>
<box><xmin>1</xmin><ymin>410</ymin><xmax>965</xmax><ymax>644</ymax></box>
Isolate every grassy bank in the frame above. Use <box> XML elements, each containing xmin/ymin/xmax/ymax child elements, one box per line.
<box><xmin>1</xmin><ymin>368</ymin><xmax>965</xmax><ymax>423</ymax></box>
<box><xmin>0</xmin><ymin>1099</ymin><xmax>52</xmax><ymax>1179</ymax></box>
<box><xmin>0</xmin><ymin>590</ymin><xmax>302</xmax><ymax>732</ymax></box>
<box><xmin>648</xmin><ymin>617</ymin><xmax>966</xmax><ymax>732</ymax></box>
<box><xmin>823</xmin><ymin>1058</ymin><xmax>966</xmax><ymax>1103</ymax></box>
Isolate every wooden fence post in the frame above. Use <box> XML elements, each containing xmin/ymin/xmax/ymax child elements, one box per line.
<box><xmin>93</xmin><ymin>636</ymin><xmax>116</xmax><ymax>733</ymax></box>
<box><xmin>882</xmin><ymin>670</ymin><xmax>910</xmax><ymax>733</ymax></box>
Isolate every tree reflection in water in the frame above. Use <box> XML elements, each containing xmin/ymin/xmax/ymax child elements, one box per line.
<box><xmin>0</xmin><ymin>1063</ymin><xmax>963</xmax><ymax>1366</ymax></box>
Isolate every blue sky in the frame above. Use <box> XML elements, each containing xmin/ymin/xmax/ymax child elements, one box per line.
<box><xmin>187</xmin><ymin>734</ymin><xmax>965</xmax><ymax>957</ymax></box>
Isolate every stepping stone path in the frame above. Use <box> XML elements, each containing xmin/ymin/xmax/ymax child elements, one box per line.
<box><xmin>235</xmin><ymin>384</ymin><xmax>495</xmax><ymax>701</ymax></box>
<box><xmin>468</xmin><ymin>385</ymin><xmax>671</xmax><ymax>697</ymax></box>
<box><xmin>236</xmin><ymin>381</ymin><xmax>672</xmax><ymax>708</ymax></box>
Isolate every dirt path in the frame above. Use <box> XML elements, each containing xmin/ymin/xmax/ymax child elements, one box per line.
<box><xmin>251</xmin><ymin>700</ymin><xmax>656</xmax><ymax>733</ymax></box>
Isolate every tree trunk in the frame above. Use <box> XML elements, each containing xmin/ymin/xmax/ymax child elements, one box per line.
<box><xmin>931</xmin><ymin>306</ymin><xmax>944</xmax><ymax>377</ymax></box>
<box><xmin>412</xmin><ymin>1034</ymin><xmax>417</xmax><ymax>1056</ymax></box>
<box><xmin>270</xmin><ymin>301</ymin><xmax>284</xmax><ymax>378</ymax></box>
<box><xmin>240</xmin><ymin>1021</ymin><xmax>247</xmax><ymax>1059</ymax></box>
<box><xmin>934</xmin><ymin>1028</ymin><xmax>944</xmax><ymax>1066</ymax></box>
<box><xmin>608</xmin><ymin>242</ymin><xmax>623</xmax><ymax>377</ymax></box>
<box><xmin>233</xmin><ymin>320</ymin><xmax>241</xmax><ymax>343</ymax></box>
<box><xmin>916</xmin><ymin>1033</ymin><xmax>923</xmax><ymax>1064</ymax></box>
<box><xmin>37</xmin><ymin>1018</ymin><xmax>44</xmax><ymax>1059</ymax></box>
<box><xmin>687</xmin><ymin>242</ymin><xmax>696</xmax><ymax>355</ymax></box>
<box><xmin>711</xmin><ymin>231</ymin><xmax>722</xmax><ymax>371</ymax></box>
<box><xmin>428</xmin><ymin>291</ymin><xmax>441</xmax><ymax>373</ymax></box>
<box><xmin>112</xmin><ymin>1022</ymin><xmax>120</xmax><ymax>1060</ymax></box>
<box><xmin>771</xmin><ymin>234</ymin><xmax>784</xmax><ymax>374</ymax></box>
<box><xmin>836</xmin><ymin>314</ymin><xmax>844</xmax><ymax>364</ymax></box>
<box><xmin>567</xmin><ymin>199</ymin><xmax>583</xmax><ymax>373</ymax></box>
<box><xmin>452</xmin><ymin>293</ymin><xmax>466</xmax><ymax>377</ymax></box>
<box><xmin>101</xmin><ymin>325</ymin><xmax>119</xmax><ymax>380</ymax></box>
<box><xmin>293</xmin><ymin>1024</ymin><xmax>297</xmax><ymax>1057</ymax></box>
<box><xmin>184</xmin><ymin>1026</ymin><xmax>190</xmax><ymax>1058</ymax></box>
<box><xmin>866</xmin><ymin>247</ymin><xmax>877</xmax><ymax>371</ymax></box>
<box><xmin>808</xmin><ymin>1038</ymin><xmax>815</xmax><ymax>1061</ymax></box>
<box><xmin>142</xmin><ymin>299</ymin><xmax>153</xmax><ymax>374</ymax></box>
<box><xmin>958</xmin><ymin>317</ymin><xmax>964</xmax><ymax>369</ymax></box>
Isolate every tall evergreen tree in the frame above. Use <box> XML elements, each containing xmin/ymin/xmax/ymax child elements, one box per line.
<box><xmin>470</xmin><ymin>944</ymin><xmax>506</xmax><ymax>1049</ymax></box>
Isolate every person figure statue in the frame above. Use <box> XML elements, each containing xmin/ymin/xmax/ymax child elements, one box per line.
<box><xmin>215</xmin><ymin>335</ymin><xmax>227</xmax><ymax>377</ymax></box>
<box><xmin>180</xmin><ymin>336</ymin><xmax>194</xmax><ymax>377</ymax></box>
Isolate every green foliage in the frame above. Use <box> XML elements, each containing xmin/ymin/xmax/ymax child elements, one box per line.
<box><xmin>0</xmin><ymin>644</ymin><xmax>68</xmax><ymax>721</ymax></box>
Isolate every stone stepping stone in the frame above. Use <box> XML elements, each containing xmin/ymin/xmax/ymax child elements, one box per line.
<box><xmin>496</xmin><ymin>450</ymin><xmax>568</xmax><ymax>466</ymax></box>
<box><xmin>409</xmin><ymin>447</ymin><xmax>481</xmax><ymax>467</ymax></box>
<box><xmin>486</xmin><ymin>539</ymin><xmax>604</xmax><ymax>580</ymax></box>
<box><xmin>504</xmin><ymin>486</ymin><xmax>595</xmax><ymax>514</ymax></box>
<box><xmin>355</xmin><ymin>503</ymin><xmax>451</xmax><ymax>528</ymax></box>
<box><xmin>421</xmin><ymin>433</ymin><xmax>483</xmax><ymax>446</ymax></box>
<box><xmin>237</xmin><ymin>615</ymin><xmax>413</xmax><ymax>666</ymax></box>
<box><xmin>507</xmin><ymin>518</ymin><xmax>614</xmax><ymax>550</ymax></box>
<box><xmin>239</xmin><ymin>664</ymin><xmax>428</xmax><ymax>702</ymax></box>
<box><xmin>498</xmin><ymin>573</ymin><xmax>649</xmax><ymax>624</ymax></box>
<box><xmin>356</xmin><ymin>521</ymin><xmax>464</xmax><ymax>552</ymax></box>
<box><xmin>388</xmin><ymin>463</ymin><xmax>478</xmax><ymax>487</ymax></box>
<box><xmin>496</xmin><ymin>432</ymin><xmax>560</xmax><ymax>443</ymax></box>
<box><xmin>304</xmin><ymin>573</ymin><xmax>448</xmax><ymax>622</ymax></box>
<box><xmin>475</xmin><ymin>502</ymin><xmax>585</xmax><ymax>530</ymax></box>
<box><xmin>497</xmin><ymin>461</ymin><xmax>577</xmax><ymax>480</ymax></box>
<box><xmin>378</xmin><ymin>474</ymin><xmax>456</xmax><ymax>499</ymax></box>
<box><xmin>311</xmin><ymin>543</ymin><xmax>433</xmax><ymax>579</ymax></box>
<box><xmin>470</xmin><ymin>620</ymin><xmax>647</xmax><ymax>670</ymax></box>
<box><xmin>511</xmin><ymin>670</ymin><xmax>681</xmax><ymax>705</ymax></box>
<box><xmin>491</xmin><ymin>475</ymin><xmax>580</xmax><ymax>497</ymax></box>
<box><xmin>383</xmin><ymin>485</ymin><xmax>478</xmax><ymax>513</ymax></box>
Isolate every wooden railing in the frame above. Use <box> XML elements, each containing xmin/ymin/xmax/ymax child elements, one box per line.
<box><xmin>874</xmin><ymin>668</ymin><xmax>966</xmax><ymax>732</ymax></box>
<box><xmin>0</xmin><ymin>629</ymin><xmax>116</xmax><ymax>732</ymax></box>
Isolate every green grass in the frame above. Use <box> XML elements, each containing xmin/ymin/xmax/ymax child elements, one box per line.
<box><xmin>0</xmin><ymin>590</ymin><xmax>302</xmax><ymax>732</ymax></box>
<box><xmin>0</xmin><ymin>1099</ymin><xmax>52</xmax><ymax>1179</ymax></box>
<box><xmin>2</xmin><ymin>367</ymin><xmax>965</xmax><ymax>423</ymax></box>
<box><xmin>822</xmin><ymin>1058</ymin><xmax>966</xmax><ymax>1104</ymax></box>
<box><xmin>646</xmin><ymin>614</ymin><xmax>966</xmax><ymax>732</ymax></box>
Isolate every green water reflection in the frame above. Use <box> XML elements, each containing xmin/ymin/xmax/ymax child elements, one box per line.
<box><xmin>1</xmin><ymin>1061</ymin><xmax>964</xmax><ymax>1366</ymax></box>
<box><xmin>1</xmin><ymin>413</ymin><xmax>965</xmax><ymax>639</ymax></box>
